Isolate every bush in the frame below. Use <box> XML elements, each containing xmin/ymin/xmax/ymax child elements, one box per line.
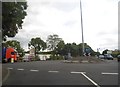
<box><xmin>35</xmin><ymin>55</ymin><xmax>40</xmax><ymax>61</ymax></box>
<box><xmin>49</xmin><ymin>55</ymin><xmax>64</xmax><ymax>60</ymax></box>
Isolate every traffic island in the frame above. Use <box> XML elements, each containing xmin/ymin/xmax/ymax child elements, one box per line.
<box><xmin>63</xmin><ymin>56</ymin><xmax>105</xmax><ymax>63</ymax></box>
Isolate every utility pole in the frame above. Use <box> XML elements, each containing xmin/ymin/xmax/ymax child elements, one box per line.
<box><xmin>80</xmin><ymin>0</ymin><xmax>85</xmax><ymax>56</ymax></box>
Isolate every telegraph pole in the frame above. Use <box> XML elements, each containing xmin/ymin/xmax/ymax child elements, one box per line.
<box><xmin>80</xmin><ymin>0</ymin><xmax>85</xmax><ymax>56</ymax></box>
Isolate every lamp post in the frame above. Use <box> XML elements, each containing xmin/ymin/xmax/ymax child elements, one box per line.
<box><xmin>80</xmin><ymin>0</ymin><xmax>85</xmax><ymax>56</ymax></box>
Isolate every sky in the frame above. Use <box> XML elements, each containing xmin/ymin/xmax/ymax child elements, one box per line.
<box><xmin>8</xmin><ymin>0</ymin><xmax>119</xmax><ymax>53</ymax></box>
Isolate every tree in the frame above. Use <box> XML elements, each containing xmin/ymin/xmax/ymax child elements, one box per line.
<box><xmin>2</xmin><ymin>1</ymin><xmax>27</xmax><ymax>41</ymax></box>
<box><xmin>62</xmin><ymin>43</ymin><xmax>72</xmax><ymax>55</ymax></box>
<box><xmin>28</xmin><ymin>37</ymin><xmax>47</xmax><ymax>56</ymax></box>
<box><xmin>71</xmin><ymin>43</ymin><xmax>79</xmax><ymax>57</ymax></box>
<box><xmin>5</xmin><ymin>40</ymin><xmax>25</xmax><ymax>57</ymax></box>
<box><xmin>46</xmin><ymin>34</ymin><xmax>62</xmax><ymax>51</ymax></box>
<box><xmin>55</xmin><ymin>40</ymin><xmax>65</xmax><ymax>55</ymax></box>
<box><xmin>78</xmin><ymin>43</ymin><xmax>95</xmax><ymax>56</ymax></box>
<box><xmin>102</xmin><ymin>49</ymin><xmax>109</xmax><ymax>55</ymax></box>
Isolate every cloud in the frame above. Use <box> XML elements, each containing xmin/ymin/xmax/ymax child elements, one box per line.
<box><xmin>64</xmin><ymin>20</ymin><xmax>77</xmax><ymax>26</ymax></box>
<box><xmin>52</xmin><ymin>1</ymin><xmax>79</xmax><ymax>12</ymax></box>
<box><xmin>7</xmin><ymin>0</ymin><xmax>119</xmax><ymax>52</ymax></box>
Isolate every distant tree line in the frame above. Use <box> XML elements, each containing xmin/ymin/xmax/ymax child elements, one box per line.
<box><xmin>3</xmin><ymin>34</ymin><xmax>97</xmax><ymax>57</ymax></box>
<box><xmin>3</xmin><ymin>34</ymin><xmax>120</xmax><ymax>60</ymax></box>
<box><xmin>28</xmin><ymin>34</ymin><xmax>97</xmax><ymax>58</ymax></box>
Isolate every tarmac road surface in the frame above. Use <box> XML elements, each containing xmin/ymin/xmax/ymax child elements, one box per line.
<box><xmin>2</xmin><ymin>60</ymin><xmax>119</xmax><ymax>86</ymax></box>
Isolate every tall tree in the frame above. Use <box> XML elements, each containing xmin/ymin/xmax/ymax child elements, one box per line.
<box><xmin>28</xmin><ymin>37</ymin><xmax>46</xmax><ymax>56</ymax></box>
<box><xmin>2</xmin><ymin>1</ymin><xmax>27</xmax><ymax>41</ymax></box>
<box><xmin>55</xmin><ymin>40</ymin><xmax>65</xmax><ymax>55</ymax></box>
<box><xmin>62</xmin><ymin>43</ymin><xmax>72</xmax><ymax>55</ymax></box>
<box><xmin>71</xmin><ymin>43</ymin><xmax>79</xmax><ymax>57</ymax></box>
<box><xmin>102</xmin><ymin>49</ymin><xmax>109</xmax><ymax>55</ymax></box>
<box><xmin>46</xmin><ymin>34</ymin><xmax>62</xmax><ymax>51</ymax></box>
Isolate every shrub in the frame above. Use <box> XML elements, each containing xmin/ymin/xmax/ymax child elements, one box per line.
<box><xmin>50</xmin><ymin>55</ymin><xmax>64</xmax><ymax>60</ymax></box>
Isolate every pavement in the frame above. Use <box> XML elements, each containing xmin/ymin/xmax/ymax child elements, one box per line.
<box><xmin>1</xmin><ymin>63</ymin><xmax>10</xmax><ymax>86</ymax></box>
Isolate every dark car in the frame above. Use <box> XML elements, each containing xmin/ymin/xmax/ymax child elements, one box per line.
<box><xmin>117</xmin><ymin>55</ymin><xmax>120</xmax><ymax>62</ymax></box>
<box><xmin>104</xmin><ymin>54</ymin><xmax>113</xmax><ymax>60</ymax></box>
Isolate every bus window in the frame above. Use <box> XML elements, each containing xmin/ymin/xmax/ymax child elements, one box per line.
<box><xmin>11</xmin><ymin>52</ymin><xmax>15</xmax><ymax>55</ymax></box>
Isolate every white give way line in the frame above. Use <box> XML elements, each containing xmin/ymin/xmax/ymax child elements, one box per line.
<box><xmin>101</xmin><ymin>72</ymin><xmax>118</xmax><ymax>75</ymax></box>
<box><xmin>71</xmin><ymin>71</ymin><xmax>100</xmax><ymax>87</ymax></box>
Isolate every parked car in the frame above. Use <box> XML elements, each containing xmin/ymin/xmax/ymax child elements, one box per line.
<box><xmin>104</xmin><ymin>54</ymin><xmax>113</xmax><ymax>60</ymax></box>
<box><xmin>99</xmin><ymin>55</ymin><xmax>104</xmax><ymax>59</ymax></box>
<box><xmin>23</xmin><ymin>55</ymin><xmax>30</xmax><ymax>62</ymax></box>
<box><xmin>117</xmin><ymin>55</ymin><xmax>120</xmax><ymax>62</ymax></box>
<box><xmin>23</xmin><ymin>58</ymin><xmax>30</xmax><ymax>62</ymax></box>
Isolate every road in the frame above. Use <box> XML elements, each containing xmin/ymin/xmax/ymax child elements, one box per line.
<box><xmin>2</xmin><ymin>59</ymin><xmax>119</xmax><ymax>86</ymax></box>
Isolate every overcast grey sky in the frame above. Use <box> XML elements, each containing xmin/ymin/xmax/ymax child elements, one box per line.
<box><xmin>8</xmin><ymin>0</ymin><xmax>119</xmax><ymax>52</ymax></box>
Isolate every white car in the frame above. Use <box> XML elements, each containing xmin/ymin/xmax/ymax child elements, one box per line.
<box><xmin>99</xmin><ymin>55</ymin><xmax>104</xmax><ymax>59</ymax></box>
<box><xmin>23</xmin><ymin>55</ymin><xmax>30</xmax><ymax>62</ymax></box>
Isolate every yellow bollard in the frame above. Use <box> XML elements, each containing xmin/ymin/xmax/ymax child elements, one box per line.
<box><xmin>11</xmin><ymin>58</ymin><xmax>14</xmax><ymax>63</ymax></box>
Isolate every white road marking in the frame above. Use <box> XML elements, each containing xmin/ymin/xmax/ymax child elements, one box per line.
<box><xmin>71</xmin><ymin>71</ymin><xmax>86</xmax><ymax>74</ymax></box>
<box><xmin>48</xmin><ymin>71</ymin><xmax>59</xmax><ymax>73</ymax></box>
<box><xmin>80</xmin><ymin>72</ymin><xmax>100</xmax><ymax>87</ymax></box>
<box><xmin>30</xmin><ymin>70</ymin><xmax>39</xmax><ymax>72</ymax></box>
<box><xmin>102</xmin><ymin>72</ymin><xmax>118</xmax><ymax>75</ymax></box>
<box><xmin>17</xmin><ymin>69</ymin><xmax>24</xmax><ymax>71</ymax></box>
<box><xmin>7</xmin><ymin>68</ymin><xmax>13</xmax><ymax>70</ymax></box>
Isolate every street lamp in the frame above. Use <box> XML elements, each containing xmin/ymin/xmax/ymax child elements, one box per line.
<box><xmin>80</xmin><ymin>0</ymin><xmax>85</xmax><ymax>56</ymax></box>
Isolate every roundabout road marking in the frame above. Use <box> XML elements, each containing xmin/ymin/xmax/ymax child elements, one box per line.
<box><xmin>80</xmin><ymin>72</ymin><xmax>100</xmax><ymax>87</ymax></box>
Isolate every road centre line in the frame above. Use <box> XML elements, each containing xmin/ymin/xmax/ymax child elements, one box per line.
<box><xmin>30</xmin><ymin>69</ymin><xmax>39</xmax><ymax>72</ymax></box>
<box><xmin>48</xmin><ymin>71</ymin><xmax>59</xmax><ymax>73</ymax></box>
<box><xmin>80</xmin><ymin>72</ymin><xmax>100</xmax><ymax>87</ymax></box>
<box><xmin>17</xmin><ymin>69</ymin><xmax>24</xmax><ymax>71</ymax></box>
<box><xmin>101</xmin><ymin>72</ymin><xmax>118</xmax><ymax>75</ymax></box>
<box><xmin>7</xmin><ymin>67</ymin><xmax>13</xmax><ymax>70</ymax></box>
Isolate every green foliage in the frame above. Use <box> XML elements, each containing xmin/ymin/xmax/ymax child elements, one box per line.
<box><xmin>102</xmin><ymin>49</ymin><xmax>108</xmax><ymax>55</ymax></box>
<box><xmin>28</xmin><ymin>37</ymin><xmax>47</xmax><ymax>56</ymax></box>
<box><xmin>49</xmin><ymin>55</ymin><xmax>64</xmax><ymax>60</ymax></box>
<box><xmin>55</xmin><ymin>40</ymin><xmax>65</xmax><ymax>55</ymax></box>
<box><xmin>55</xmin><ymin>42</ymin><xmax>95</xmax><ymax>57</ymax></box>
<box><xmin>2</xmin><ymin>1</ymin><xmax>27</xmax><ymax>41</ymax></box>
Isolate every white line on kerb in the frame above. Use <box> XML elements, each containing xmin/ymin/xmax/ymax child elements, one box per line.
<box><xmin>71</xmin><ymin>71</ymin><xmax>86</xmax><ymax>74</ymax></box>
<box><xmin>30</xmin><ymin>70</ymin><xmax>39</xmax><ymax>72</ymax></box>
<box><xmin>17</xmin><ymin>69</ymin><xmax>24</xmax><ymax>71</ymax></box>
<box><xmin>102</xmin><ymin>72</ymin><xmax>118</xmax><ymax>75</ymax></box>
<box><xmin>48</xmin><ymin>71</ymin><xmax>59</xmax><ymax>73</ymax></box>
<box><xmin>7</xmin><ymin>68</ymin><xmax>13</xmax><ymax>70</ymax></box>
<box><xmin>80</xmin><ymin>72</ymin><xmax>100</xmax><ymax>87</ymax></box>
